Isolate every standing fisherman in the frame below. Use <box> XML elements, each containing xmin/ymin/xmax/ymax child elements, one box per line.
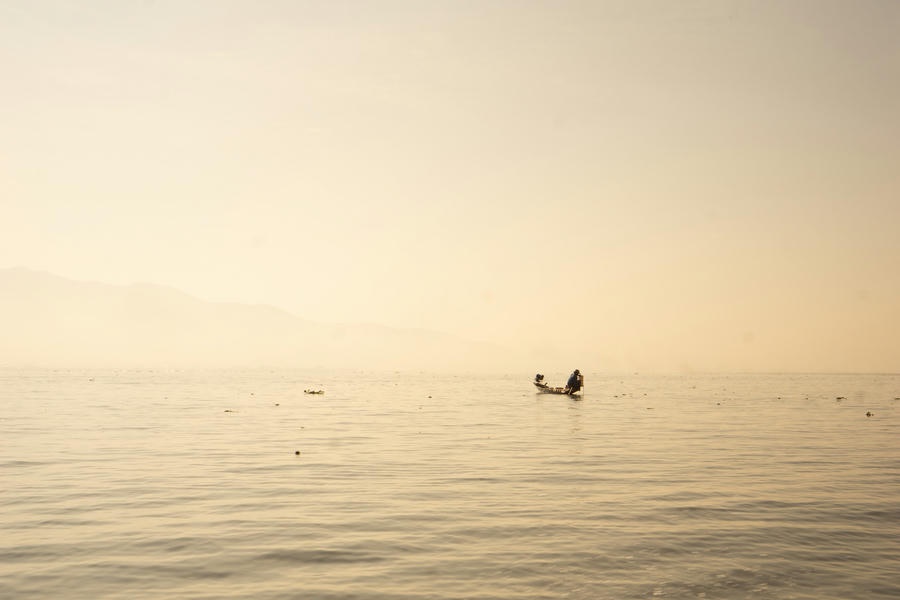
<box><xmin>565</xmin><ymin>369</ymin><xmax>582</xmax><ymax>393</ymax></box>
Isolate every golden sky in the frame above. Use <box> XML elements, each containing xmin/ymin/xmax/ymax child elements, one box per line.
<box><xmin>2</xmin><ymin>1</ymin><xmax>899</xmax><ymax>372</ymax></box>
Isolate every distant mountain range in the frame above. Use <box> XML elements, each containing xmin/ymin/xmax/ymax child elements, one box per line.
<box><xmin>0</xmin><ymin>268</ymin><xmax>514</xmax><ymax>370</ymax></box>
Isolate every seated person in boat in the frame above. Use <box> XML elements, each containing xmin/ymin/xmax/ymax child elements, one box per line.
<box><xmin>565</xmin><ymin>369</ymin><xmax>582</xmax><ymax>393</ymax></box>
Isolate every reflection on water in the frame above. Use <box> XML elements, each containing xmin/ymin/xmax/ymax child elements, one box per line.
<box><xmin>1</xmin><ymin>369</ymin><xmax>898</xmax><ymax>599</ymax></box>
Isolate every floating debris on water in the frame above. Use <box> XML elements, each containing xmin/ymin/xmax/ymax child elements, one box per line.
<box><xmin>295</xmin><ymin>450</ymin><xmax>301</xmax><ymax>455</ymax></box>
<box><xmin>836</xmin><ymin>396</ymin><xmax>846</xmax><ymax>400</ymax></box>
<box><xmin>224</xmin><ymin>409</ymin><xmax>235</xmax><ymax>413</ymax></box>
<box><xmin>866</xmin><ymin>411</ymin><xmax>873</xmax><ymax>417</ymax></box>
<box><xmin>304</xmin><ymin>389</ymin><xmax>324</xmax><ymax>395</ymax></box>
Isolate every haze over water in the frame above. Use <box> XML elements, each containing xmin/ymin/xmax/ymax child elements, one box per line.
<box><xmin>2</xmin><ymin>369</ymin><xmax>898</xmax><ymax>599</ymax></box>
<box><xmin>3</xmin><ymin>1</ymin><xmax>899</xmax><ymax>373</ymax></box>
<box><xmin>3</xmin><ymin>2</ymin><xmax>899</xmax><ymax>598</ymax></box>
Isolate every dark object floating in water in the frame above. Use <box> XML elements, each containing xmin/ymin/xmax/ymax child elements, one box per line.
<box><xmin>295</xmin><ymin>450</ymin><xmax>301</xmax><ymax>455</ymax></box>
<box><xmin>304</xmin><ymin>389</ymin><xmax>324</xmax><ymax>395</ymax></box>
<box><xmin>836</xmin><ymin>396</ymin><xmax>846</xmax><ymax>400</ymax></box>
<box><xmin>224</xmin><ymin>409</ymin><xmax>235</xmax><ymax>413</ymax></box>
<box><xmin>866</xmin><ymin>411</ymin><xmax>873</xmax><ymax>417</ymax></box>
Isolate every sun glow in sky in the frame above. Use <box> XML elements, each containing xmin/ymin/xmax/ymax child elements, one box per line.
<box><xmin>2</xmin><ymin>1</ymin><xmax>899</xmax><ymax>372</ymax></box>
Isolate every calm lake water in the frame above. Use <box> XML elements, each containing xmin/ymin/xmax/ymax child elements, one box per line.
<box><xmin>1</xmin><ymin>369</ymin><xmax>898</xmax><ymax>599</ymax></box>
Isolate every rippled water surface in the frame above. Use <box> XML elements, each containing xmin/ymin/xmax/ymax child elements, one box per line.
<box><xmin>1</xmin><ymin>369</ymin><xmax>898</xmax><ymax>599</ymax></box>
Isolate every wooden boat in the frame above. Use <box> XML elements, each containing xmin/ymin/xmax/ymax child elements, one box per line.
<box><xmin>533</xmin><ymin>373</ymin><xmax>583</xmax><ymax>396</ymax></box>
<box><xmin>533</xmin><ymin>382</ymin><xmax>574</xmax><ymax>395</ymax></box>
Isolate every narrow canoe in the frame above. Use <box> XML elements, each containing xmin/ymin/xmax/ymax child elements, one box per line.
<box><xmin>533</xmin><ymin>381</ymin><xmax>581</xmax><ymax>396</ymax></box>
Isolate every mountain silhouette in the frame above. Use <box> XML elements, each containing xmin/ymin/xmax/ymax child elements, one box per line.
<box><xmin>0</xmin><ymin>268</ymin><xmax>511</xmax><ymax>370</ymax></box>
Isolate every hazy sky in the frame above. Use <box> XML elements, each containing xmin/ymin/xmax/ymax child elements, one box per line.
<box><xmin>3</xmin><ymin>0</ymin><xmax>899</xmax><ymax>372</ymax></box>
